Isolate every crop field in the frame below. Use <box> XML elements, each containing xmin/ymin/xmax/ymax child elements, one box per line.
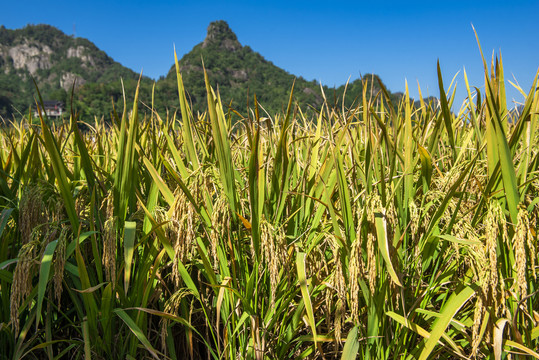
<box><xmin>0</xmin><ymin>48</ymin><xmax>538</xmax><ymax>359</ymax></box>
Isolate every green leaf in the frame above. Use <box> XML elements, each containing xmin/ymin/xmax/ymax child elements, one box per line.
<box><xmin>123</xmin><ymin>221</ymin><xmax>136</xmax><ymax>294</ymax></box>
<box><xmin>36</xmin><ymin>240</ymin><xmax>58</xmax><ymax>329</ymax></box>
<box><xmin>114</xmin><ymin>76</ymin><xmax>141</xmax><ymax>226</ymax></box>
<box><xmin>0</xmin><ymin>208</ymin><xmax>14</xmax><ymax>239</ymax></box>
<box><xmin>532</xmin><ymin>325</ymin><xmax>539</xmax><ymax>341</ymax></box>
<box><xmin>485</xmin><ymin>79</ymin><xmax>520</xmax><ymax>224</ymax></box>
<box><xmin>174</xmin><ymin>47</ymin><xmax>200</xmax><ymax>171</ymax></box>
<box><xmin>437</xmin><ymin>60</ymin><xmax>456</xmax><ymax>153</ymax></box>
<box><xmin>404</xmin><ymin>80</ymin><xmax>414</xmax><ymax>217</ymax></box>
<box><xmin>166</xmin><ymin>246</ymin><xmax>203</xmax><ymax>303</ymax></box>
<box><xmin>418</xmin><ymin>286</ymin><xmax>475</xmax><ymax>360</ymax></box>
<box><xmin>75</xmin><ymin>243</ymin><xmax>98</xmax><ymax>336</ymax></box>
<box><xmin>435</xmin><ymin>234</ymin><xmax>482</xmax><ymax>246</ymax></box>
<box><xmin>164</xmin><ymin>131</ymin><xmax>189</xmax><ymax>179</ymax></box>
<box><xmin>504</xmin><ymin>340</ymin><xmax>539</xmax><ymax>359</ymax></box>
<box><xmin>65</xmin><ymin>231</ymin><xmax>98</xmax><ymax>259</ymax></box>
<box><xmin>82</xmin><ymin>320</ymin><xmax>91</xmax><ymax>360</ymax></box>
<box><xmin>204</xmin><ymin>67</ymin><xmax>237</xmax><ymax>216</ymax></box>
<box><xmin>114</xmin><ymin>308</ymin><xmax>161</xmax><ymax>360</ymax></box>
<box><xmin>39</xmin><ymin>116</ymin><xmax>79</xmax><ymax>231</ymax></box>
<box><xmin>248</xmin><ymin>125</ymin><xmax>264</xmax><ymax>260</ymax></box>
<box><xmin>296</xmin><ymin>252</ymin><xmax>317</xmax><ymax>347</ymax></box>
<box><xmin>335</xmin><ymin>150</ymin><xmax>355</xmax><ymax>247</ymax></box>
<box><xmin>387</xmin><ymin>311</ymin><xmax>463</xmax><ymax>356</ymax></box>
<box><xmin>341</xmin><ymin>326</ymin><xmax>360</xmax><ymax>360</ymax></box>
<box><xmin>100</xmin><ymin>283</ymin><xmax>113</xmax><ymax>348</ymax></box>
<box><xmin>374</xmin><ymin>210</ymin><xmax>402</xmax><ymax>287</ymax></box>
<box><xmin>71</xmin><ymin>113</ymin><xmax>97</xmax><ymax>199</ymax></box>
<box><xmin>417</xmin><ymin>144</ymin><xmax>433</xmax><ymax>188</ymax></box>
<box><xmin>136</xmin><ymin>195</ymin><xmax>175</xmax><ymax>259</ymax></box>
<box><xmin>143</xmin><ymin>157</ymin><xmax>175</xmax><ymax>207</ymax></box>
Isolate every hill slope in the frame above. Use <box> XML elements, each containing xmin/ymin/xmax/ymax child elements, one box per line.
<box><xmin>0</xmin><ymin>22</ymin><xmax>402</xmax><ymax>120</ymax></box>
<box><xmin>161</xmin><ymin>20</ymin><xmax>401</xmax><ymax>114</ymax></box>
<box><xmin>0</xmin><ymin>24</ymin><xmax>147</xmax><ymax>118</ymax></box>
<box><xmin>159</xmin><ymin>20</ymin><xmax>324</xmax><ymax>114</ymax></box>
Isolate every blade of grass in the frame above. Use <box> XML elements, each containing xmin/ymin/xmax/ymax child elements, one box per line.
<box><xmin>114</xmin><ymin>308</ymin><xmax>161</xmax><ymax>360</ymax></box>
<box><xmin>36</xmin><ymin>239</ymin><xmax>58</xmax><ymax>329</ymax></box>
<box><xmin>504</xmin><ymin>340</ymin><xmax>539</xmax><ymax>359</ymax></box>
<box><xmin>341</xmin><ymin>326</ymin><xmax>360</xmax><ymax>360</ymax></box>
<box><xmin>418</xmin><ymin>286</ymin><xmax>475</xmax><ymax>360</ymax></box>
<box><xmin>38</xmin><ymin>112</ymin><xmax>79</xmax><ymax>231</ymax></box>
<box><xmin>174</xmin><ymin>47</ymin><xmax>200</xmax><ymax>171</ymax></box>
<box><xmin>374</xmin><ymin>209</ymin><xmax>402</xmax><ymax>287</ymax></box>
<box><xmin>437</xmin><ymin>60</ymin><xmax>456</xmax><ymax>156</ymax></box>
<box><xmin>143</xmin><ymin>157</ymin><xmax>175</xmax><ymax>207</ymax></box>
<box><xmin>296</xmin><ymin>252</ymin><xmax>317</xmax><ymax>348</ymax></box>
<box><xmin>493</xmin><ymin>318</ymin><xmax>509</xmax><ymax>360</ymax></box>
<box><xmin>123</xmin><ymin>221</ymin><xmax>136</xmax><ymax>295</ymax></box>
<box><xmin>485</xmin><ymin>79</ymin><xmax>520</xmax><ymax>224</ymax></box>
<box><xmin>82</xmin><ymin>320</ymin><xmax>91</xmax><ymax>360</ymax></box>
<box><xmin>387</xmin><ymin>311</ymin><xmax>463</xmax><ymax>356</ymax></box>
<box><xmin>0</xmin><ymin>208</ymin><xmax>14</xmax><ymax>239</ymax></box>
<box><xmin>204</xmin><ymin>67</ymin><xmax>237</xmax><ymax>217</ymax></box>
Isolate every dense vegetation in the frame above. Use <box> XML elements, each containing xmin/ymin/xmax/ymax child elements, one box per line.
<box><xmin>0</xmin><ymin>22</ymin><xmax>401</xmax><ymax>122</ymax></box>
<box><xmin>0</xmin><ymin>24</ymin><xmax>148</xmax><ymax>119</ymax></box>
<box><xmin>0</xmin><ymin>43</ymin><xmax>538</xmax><ymax>359</ymax></box>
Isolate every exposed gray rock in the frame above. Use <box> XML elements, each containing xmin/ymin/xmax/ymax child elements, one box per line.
<box><xmin>8</xmin><ymin>42</ymin><xmax>52</xmax><ymax>75</ymax></box>
<box><xmin>67</xmin><ymin>45</ymin><xmax>95</xmax><ymax>67</ymax></box>
<box><xmin>231</xmin><ymin>69</ymin><xmax>248</xmax><ymax>80</ymax></box>
<box><xmin>60</xmin><ymin>72</ymin><xmax>86</xmax><ymax>92</ymax></box>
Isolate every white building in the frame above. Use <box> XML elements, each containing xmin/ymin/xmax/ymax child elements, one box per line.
<box><xmin>34</xmin><ymin>101</ymin><xmax>65</xmax><ymax>119</ymax></box>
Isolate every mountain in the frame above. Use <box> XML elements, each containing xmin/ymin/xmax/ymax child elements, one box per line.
<box><xmin>0</xmin><ymin>22</ymin><xmax>402</xmax><ymax>121</ymax></box>
<box><xmin>0</xmin><ymin>24</ymin><xmax>150</xmax><ymax>119</ymax></box>
<box><xmin>158</xmin><ymin>20</ymin><xmax>324</xmax><ymax>114</ymax></box>
<box><xmin>160</xmin><ymin>20</ymin><xmax>401</xmax><ymax>114</ymax></box>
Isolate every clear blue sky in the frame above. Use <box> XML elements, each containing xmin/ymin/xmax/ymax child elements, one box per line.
<box><xmin>2</xmin><ymin>1</ymin><xmax>538</xmax><ymax>108</ymax></box>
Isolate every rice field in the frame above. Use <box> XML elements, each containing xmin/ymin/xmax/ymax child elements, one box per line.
<box><xmin>1</xmin><ymin>49</ymin><xmax>538</xmax><ymax>359</ymax></box>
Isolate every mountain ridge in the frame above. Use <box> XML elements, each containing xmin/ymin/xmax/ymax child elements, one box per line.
<box><xmin>0</xmin><ymin>24</ymin><xmax>145</xmax><ymax>118</ymax></box>
<box><xmin>0</xmin><ymin>21</ymin><xmax>401</xmax><ymax>120</ymax></box>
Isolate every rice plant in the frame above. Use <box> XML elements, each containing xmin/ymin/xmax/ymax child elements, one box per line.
<box><xmin>0</xmin><ymin>47</ymin><xmax>538</xmax><ymax>359</ymax></box>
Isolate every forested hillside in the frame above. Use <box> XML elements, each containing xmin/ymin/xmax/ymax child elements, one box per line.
<box><xmin>0</xmin><ymin>21</ymin><xmax>401</xmax><ymax>121</ymax></box>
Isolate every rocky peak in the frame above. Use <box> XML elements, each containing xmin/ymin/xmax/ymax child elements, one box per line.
<box><xmin>202</xmin><ymin>20</ymin><xmax>241</xmax><ymax>51</ymax></box>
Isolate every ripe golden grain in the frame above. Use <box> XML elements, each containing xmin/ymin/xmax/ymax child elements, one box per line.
<box><xmin>260</xmin><ymin>218</ymin><xmax>287</xmax><ymax>306</ymax></box>
<box><xmin>169</xmin><ymin>186</ymin><xmax>198</xmax><ymax>288</ymax></box>
<box><xmin>471</xmin><ymin>294</ymin><xmax>484</xmax><ymax>357</ymax></box>
<box><xmin>484</xmin><ymin>201</ymin><xmax>501</xmax><ymax>314</ymax></box>
<box><xmin>10</xmin><ymin>237</ymin><xmax>40</xmax><ymax>334</ymax></box>
<box><xmin>366</xmin><ymin>193</ymin><xmax>382</xmax><ymax>294</ymax></box>
<box><xmin>514</xmin><ymin>206</ymin><xmax>530</xmax><ymax>300</ymax></box>
<box><xmin>19</xmin><ymin>185</ymin><xmax>47</xmax><ymax>245</ymax></box>
<box><xmin>54</xmin><ymin>226</ymin><xmax>68</xmax><ymax>308</ymax></box>
<box><xmin>348</xmin><ymin>235</ymin><xmax>363</xmax><ymax>323</ymax></box>
<box><xmin>102</xmin><ymin>217</ymin><xmax>117</xmax><ymax>284</ymax></box>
